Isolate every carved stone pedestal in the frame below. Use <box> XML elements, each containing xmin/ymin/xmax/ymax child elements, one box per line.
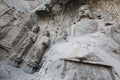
<box><xmin>24</xmin><ymin>61</ymin><xmax>39</xmax><ymax>74</ymax></box>
<box><xmin>10</xmin><ymin>56</ymin><xmax>23</xmax><ymax>68</ymax></box>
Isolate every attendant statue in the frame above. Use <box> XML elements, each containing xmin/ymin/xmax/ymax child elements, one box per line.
<box><xmin>10</xmin><ymin>24</ymin><xmax>39</xmax><ymax>67</ymax></box>
<box><xmin>24</xmin><ymin>30</ymin><xmax>50</xmax><ymax>73</ymax></box>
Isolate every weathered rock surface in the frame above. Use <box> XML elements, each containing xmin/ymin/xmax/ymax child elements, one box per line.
<box><xmin>33</xmin><ymin>31</ymin><xmax>120</xmax><ymax>80</ymax></box>
<box><xmin>0</xmin><ymin>0</ymin><xmax>120</xmax><ymax>80</ymax></box>
<box><xmin>0</xmin><ymin>61</ymin><xmax>33</xmax><ymax>80</ymax></box>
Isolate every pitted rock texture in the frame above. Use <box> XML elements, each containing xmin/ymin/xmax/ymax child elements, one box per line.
<box><xmin>0</xmin><ymin>0</ymin><xmax>120</xmax><ymax>80</ymax></box>
<box><xmin>0</xmin><ymin>62</ymin><xmax>33</xmax><ymax>80</ymax></box>
<box><xmin>34</xmin><ymin>32</ymin><xmax>120</xmax><ymax>80</ymax></box>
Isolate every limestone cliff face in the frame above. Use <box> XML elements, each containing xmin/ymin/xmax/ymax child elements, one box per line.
<box><xmin>87</xmin><ymin>0</ymin><xmax>120</xmax><ymax>22</ymax></box>
<box><xmin>2</xmin><ymin>0</ymin><xmax>120</xmax><ymax>20</ymax></box>
<box><xmin>0</xmin><ymin>0</ymin><xmax>120</xmax><ymax>80</ymax></box>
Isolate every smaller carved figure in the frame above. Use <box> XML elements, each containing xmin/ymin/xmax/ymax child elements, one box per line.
<box><xmin>24</xmin><ymin>30</ymin><xmax>50</xmax><ymax>73</ymax></box>
<box><xmin>17</xmin><ymin>25</ymin><xmax>39</xmax><ymax>58</ymax></box>
<box><xmin>10</xmin><ymin>25</ymin><xmax>39</xmax><ymax>67</ymax></box>
<box><xmin>33</xmin><ymin>30</ymin><xmax>50</xmax><ymax>63</ymax></box>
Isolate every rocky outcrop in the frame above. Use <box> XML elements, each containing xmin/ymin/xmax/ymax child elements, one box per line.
<box><xmin>35</xmin><ymin>32</ymin><xmax>120</xmax><ymax>80</ymax></box>
<box><xmin>0</xmin><ymin>0</ymin><xmax>120</xmax><ymax>80</ymax></box>
<box><xmin>0</xmin><ymin>61</ymin><xmax>33</xmax><ymax>80</ymax></box>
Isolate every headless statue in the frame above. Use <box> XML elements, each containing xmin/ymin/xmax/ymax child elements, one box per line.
<box><xmin>30</xmin><ymin>30</ymin><xmax>50</xmax><ymax>64</ymax></box>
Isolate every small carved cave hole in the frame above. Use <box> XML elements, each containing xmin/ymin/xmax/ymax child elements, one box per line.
<box><xmin>61</xmin><ymin>0</ymin><xmax>80</xmax><ymax>11</ymax></box>
<box><xmin>35</xmin><ymin>10</ymin><xmax>50</xmax><ymax>19</ymax></box>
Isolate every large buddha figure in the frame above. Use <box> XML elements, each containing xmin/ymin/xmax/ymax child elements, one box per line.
<box><xmin>71</xmin><ymin>5</ymin><xmax>98</xmax><ymax>36</ymax></box>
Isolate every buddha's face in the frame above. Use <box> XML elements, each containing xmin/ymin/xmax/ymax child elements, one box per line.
<box><xmin>79</xmin><ymin>5</ymin><xmax>92</xmax><ymax>18</ymax></box>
